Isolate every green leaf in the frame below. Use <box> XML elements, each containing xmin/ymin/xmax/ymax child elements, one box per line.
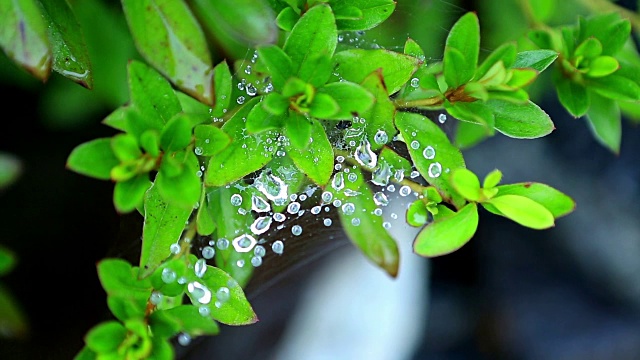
<box><xmin>276</xmin><ymin>7</ymin><xmax>299</xmax><ymax>31</ymax></box>
<box><xmin>263</xmin><ymin>93</ymin><xmax>291</xmax><ymax>115</ymax></box>
<box><xmin>335</xmin><ymin>168</ymin><xmax>400</xmax><ymax>277</ymax></box>
<box><xmin>298</xmin><ymin>53</ymin><xmax>333</xmax><ymax>88</ymax></box>
<box><xmin>454</xmin><ymin>120</ymin><xmax>491</xmax><ymax>149</ymax></box>
<box><xmin>317</xmin><ymin>81</ymin><xmax>375</xmax><ymax>120</ymax></box>
<box><xmin>111</xmin><ymin>133</ymin><xmax>142</xmax><ymax>162</ymax></box>
<box><xmin>191</xmin><ymin>265</ymin><xmax>258</xmax><ymax>325</ymax></box>
<box><xmin>403</xmin><ymin>37</ymin><xmax>425</xmax><ymax>60</ymax></box>
<box><xmin>140</xmin><ymin>130</ymin><xmax>161</xmax><ymax>157</ymax></box>
<box><xmin>494</xmin><ymin>182</ymin><xmax>575</xmax><ymax>218</ymax></box>
<box><xmin>85</xmin><ymin>321</ymin><xmax>127</xmax><ymax>354</ymax></box>
<box><xmin>574</xmin><ymin>37</ymin><xmax>603</xmax><ymax>59</ymax></box>
<box><xmin>308</xmin><ymin>92</ymin><xmax>340</xmax><ymax>118</ymax></box>
<box><xmin>578</xmin><ymin>13</ymin><xmax>630</xmax><ymax>56</ymax></box>
<box><xmin>587</xmin><ymin>74</ymin><xmax>640</xmax><ymax>101</ymax></box>
<box><xmin>332</xmin><ymin>49</ymin><xmax>422</xmax><ymax>94</ymax></box>
<box><xmin>476</xmin><ymin>42</ymin><xmax>517</xmax><ymax>80</ymax></box>
<box><xmin>586</xmin><ymin>56</ymin><xmax>619</xmax><ymax>78</ymax></box>
<box><xmin>0</xmin><ymin>0</ymin><xmax>51</xmax><ymax>80</ymax></box>
<box><xmin>284</xmin><ymin>112</ymin><xmax>313</xmax><ymax>149</ymax></box>
<box><xmin>196</xmin><ymin>192</ymin><xmax>216</xmax><ymax>236</ymax></box>
<box><xmin>149</xmin><ymin>258</ymin><xmax>187</xmax><ymax>297</ymax></box>
<box><xmin>121</xmin><ymin>0</ymin><xmax>214</xmax><ymax>104</ymax></box>
<box><xmin>483</xmin><ymin>194</ymin><xmax>555</xmax><ymax>229</ymax></box>
<box><xmin>39</xmin><ymin>0</ymin><xmax>93</xmax><ymax>88</ymax></box>
<box><xmin>160</xmin><ymin>114</ymin><xmax>193</xmax><ymax>152</ymax></box>
<box><xmin>333</xmin><ymin>6</ymin><xmax>363</xmax><ymax>20</ymax></box>
<box><xmin>194</xmin><ymin>124</ymin><xmax>231</xmax><ymax>156</ymax></box>
<box><xmin>407</xmin><ymin>200</ymin><xmax>429</xmax><ymax>227</ymax></box>
<box><xmin>483</xmin><ymin>169</ymin><xmax>502</xmax><ymax>189</ymax></box>
<box><xmin>205</xmin><ymin>98</ymin><xmax>278</xmax><ymax>187</ymax></box>
<box><xmin>139</xmin><ymin>183</ymin><xmax>193</xmax><ymax>278</ymax></box>
<box><xmin>413</xmin><ymin>203</ymin><xmax>479</xmax><ymax>257</ymax></box>
<box><xmin>285</xmin><ymin>119</ymin><xmax>333</xmax><ymax>185</ymax></box>
<box><xmin>450</xmin><ymin>168</ymin><xmax>481</xmax><ymax>202</ymax></box>
<box><xmin>157</xmin><ymin>151</ymin><xmax>201</xmax><ymax>209</ymax></box>
<box><xmin>212</xmin><ymin>61</ymin><xmax>233</xmax><ymax>118</ymax></box>
<box><xmin>97</xmin><ymin>258</ymin><xmax>151</xmax><ymax>297</ymax></box>
<box><xmin>445</xmin><ymin>101</ymin><xmax>495</xmax><ymax>131</ymax></box>
<box><xmin>330</xmin><ymin>0</ymin><xmax>396</xmax><ymax>31</ymax></box>
<box><xmin>357</xmin><ymin>69</ymin><xmax>398</xmax><ymax>151</ymax></box>
<box><xmin>553</xmin><ymin>71</ymin><xmax>589</xmax><ymax>117</ymax></box>
<box><xmin>512</xmin><ymin>50</ymin><xmax>558</xmax><ymax>72</ymax></box>
<box><xmin>73</xmin><ymin>346</ymin><xmax>96</xmax><ymax>360</ymax></box>
<box><xmin>585</xmin><ymin>91</ymin><xmax>621</xmax><ymax>154</ymax></box>
<box><xmin>66</xmin><ymin>138</ymin><xmax>120</xmax><ymax>180</ymax></box>
<box><xmin>153</xmin><ymin>305</ymin><xmax>220</xmax><ymax>336</ymax></box>
<box><xmin>192</xmin><ymin>0</ymin><xmax>277</xmax><ymax>46</ymax></box>
<box><xmin>256</xmin><ymin>45</ymin><xmax>293</xmax><ymax>91</ymax></box>
<box><xmin>128</xmin><ymin>60</ymin><xmax>182</xmax><ymax>128</ymax></box>
<box><xmin>507</xmin><ymin>68</ymin><xmax>539</xmax><ymax>88</ymax></box>
<box><xmin>395</xmin><ymin>111</ymin><xmax>466</xmax><ymax>209</ymax></box>
<box><xmin>443</xmin><ymin>12</ymin><xmax>480</xmax><ymax>88</ymax></box>
<box><xmin>113</xmin><ymin>174</ymin><xmax>151</xmax><ymax>214</ymax></box>
<box><xmin>283</xmin><ymin>4</ymin><xmax>337</xmax><ymax>74</ymax></box>
<box><xmin>486</xmin><ymin>99</ymin><xmax>555</xmax><ymax>139</ymax></box>
<box><xmin>247</xmin><ymin>98</ymin><xmax>286</xmax><ymax>133</ymax></box>
<box><xmin>0</xmin><ymin>246</ymin><xmax>16</xmax><ymax>276</ymax></box>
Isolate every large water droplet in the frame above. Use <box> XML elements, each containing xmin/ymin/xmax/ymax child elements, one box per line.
<box><xmin>251</xmin><ymin>256</ymin><xmax>263</xmax><ymax>267</ymax></box>
<box><xmin>399</xmin><ymin>185</ymin><xmax>412</xmax><ymax>197</ymax></box>
<box><xmin>162</xmin><ymin>268</ymin><xmax>177</xmax><ymax>283</ymax></box>
<box><xmin>438</xmin><ymin>113</ymin><xmax>447</xmax><ymax>124</ymax></box>
<box><xmin>178</xmin><ymin>333</ymin><xmax>192</xmax><ymax>346</ymax></box>
<box><xmin>251</xmin><ymin>194</ymin><xmax>271</xmax><ymax>213</ymax></box>
<box><xmin>216</xmin><ymin>287</ymin><xmax>230</xmax><ymax>303</ymax></box>
<box><xmin>321</xmin><ymin>191</ymin><xmax>333</xmax><ymax>203</ymax></box>
<box><xmin>428</xmin><ymin>162</ymin><xmax>442</xmax><ymax>178</ymax></box>
<box><xmin>216</xmin><ymin>238</ymin><xmax>229</xmax><ymax>250</ymax></box>
<box><xmin>410</xmin><ymin>77</ymin><xmax>420</xmax><ymax>88</ymax></box>
<box><xmin>254</xmin><ymin>171</ymin><xmax>288</xmax><ymax>206</ymax></box>
<box><xmin>423</xmin><ymin>146</ymin><xmax>436</xmax><ymax>159</ymax></box>
<box><xmin>291</xmin><ymin>225</ymin><xmax>302</xmax><ymax>236</ymax></box>
<box><xmin>341</xmin><ymin>202</ymin><xmax>356</xmax><ymax>215</ymax></box>
<box><xmin>232</xmin><ymin>234</ymin><xmax>257</xmax><ymax>252</ymax></box>
<box><xmin>250</xmin><ymin>216</ymin><xmax>272</xmax><ymax>235</ymax></box>
<box><xmin>373</xmin><ymin>192</ymin><xmax>389</xmax><ymax>206</ymax></box>
<box><xmin>287</xmin><ymin>202</ymin><xmax>301</xmax><ymax>214</ymax></box>
<box><xmin>188</xmin><ymin>281</ymin><xmax>212</xmax><ymax>304</ymax></box>
<box><xmin>410</xmin><ymin>140</ymin><xmax>420</xmax><ymax>150</ymax></box>
<box><xmin>273</xmin><ymin>212</ymin><xmax>286</xmax><ymax>222</ymax></box>
<box><xmin>202</xmin><ymin>246</ymin><xmax>215</xmax><ymax>259</ymax></box>
<box><xmin>371</xmin><ymin>161</ymin><xmax>392</xmax><ymax>186</ymax></box>
<box><xmin>323</xmin><ymin>218</ymin><xmax>333</xmax><ymax>226</ymax></box>
<box><xmin>354</xmin><ymin>139</ymin><xmax>377</xmax><ymax>168</ymax></box>
<box><xmin>331</xmin><ymin>172</ymin><xmax>345</xmax><ymax>191</ymax></box>
<box><xmin>272</xmin><ymin>240</ymin><xmax>284</xmax><ymax>254</ymax></box>
<box><xmin>254</xmin><ymin>245</ymin><xmax>266</xmax><ymax>257</ymax></box>
<box><xmin>194</xmin><ymin>258</ymin><xmax>207</xmax><ymax>278</ymax></box>
<box><xmin>374</xmin><ymin>130</ymin><xmax>389</xmax><ymax>145</ymax></box>
<box><xmin>230</xmin><ymin>194</ymin><xmax>243</xmax><ymax>206</ymax></box>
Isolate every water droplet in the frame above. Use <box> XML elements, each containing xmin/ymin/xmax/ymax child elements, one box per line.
<box><xmin>162</xmin><ymin>268</ymin><xmax>177</xmax><ymax>283</ymax></box>
<box><xmin>254</xmin><ymin>245</ymin><xmax>266</xmax><ymax>257</ymax></box>
<box><xmin>373</xmin><ymin>208</ymin><xmax>383</xmax><ymax>216</ymax></box>
<box><xmin>333</xmin><ymin>199</ymin><xmax>342</xmax><ymax>207</ymax></box>
<box><xmin>230</xmin><ymin>194</ymin><xmax>243</xmax><ymax>206</ymax></box>
<box><xmin>254</xmin><ymin>171</ymin><xmax>288</xmax><ymax>206</ymax></box>
<box><xmin>347</xmin><ymin>172</ymin><xmax>358</xmax><ymax>182</ymax></box>
<box><xmin>216</xmin><ymin>238</ymin><xmax>229</xmax><ymax>250</ymax></box>
<box><xmin>341</xmin><ymin>202</ymin><xmax>356</xmax><ymax>215</ymax></box>
<box><xmin>273</xmin><ymin>212</ymin><xmax>286</xmax><ymax>222</ymax></box>
<box><xmin>324</xmin><ymin>218</ymin><xmax>333</xmax><ymax>226</ymax></box>
<box><xmin>410</xmin><ymin>77</ymin><xmax>420</xmax><ymax>88</ymax></box>
<box><xmin>216</xmin><ymin>287</ymin><xmax>230</xmax><ymax>303</ymax></box>
<box><xmin>410</xmin><ymin>170</ymin><xmax>420</xmax><ymax>179</ymax></box>
<box><xmin>251</xmin><ymin>256</ymin><xmax>263</xmax><ymax>267</ymax></box>
<box><xmin>374</xmin><ymin>130</ymin><xmax>388</xmax><ymax>145</ymax></box>
<box><xmin>246</xmin><ymin>84</ymin><xmax>257</xmax><ymax>96</ymax></box>
<box><xmin>371</xmin><ymin>161</ymin><xmax>392</xmax><ymax>186</ymax></box>
<box><xmin>287</xmin><ymin>202</ymin><xmax>301</xmax><ymax>214</ymax></box>
<box><xmin>237</xmin><ymin>96</ymin><xmax>245</xmax><ymax>104</ymax></box>
<box><xmin>150</xmin><ymin>291</ymin><xmax>163</xmax><ymax>305</ymax></box>
<box><xmin>291</xmin><ymin>225</ymin><xmax>302</xmax><ymax>236</ymax></box>
<box><xmin>194</xmin><ymin>147</ymin><xmax>203</xmax><ymax>155</ymax></box>
<box><xmin>244</xmin><ymin>65</ymin><xmax>252</xmax><ymax>74</ymax></box>
<box><xmin>423</xmin><ymin>146</ymin><xmax>436</xmax><ymax>159</ymax></box>
<box><xmin>202</xmin><ymin>246</ymin><xmax>215</xmax><ymax>259</ymax></box>
<box><xmin>410</xmin><ymin>140</ymin><xmax>420</xmax><ymax>149</ymax></box>
<box><xmin>188</xmin><ymin>281</ymin><xmax>212</xmax><ymax>304</ymax></box>
<box><xmin>354</xmin><ymin>139</ymin><xmax>377</xmax><ymax>168</ymax></box>
<box><xmin>232</xmin><ymin>234</ymin><xmax>257</xmax><ymax>252</ymax></box>
<box><xmin>251</xmin><ymin>194</ymin><xmax>271</xmax><ymax>213</ymax></box>
<box><xmin>311</xmin><ymin>205</ymin><xmax>321</xmax><ymax>214</ymax></box>
<box><xmin>272</xmin><ymin>240</ymin><xmax>284</xmax><ymax>254</ymax></box>
<box><xmin>194</xmin><ymin>258</ymin><xmax>207</xmax><ymax>278</ymax></box>
<box><xmin>236</xmin><ymin>259</ymin><xmax>245</xmax><ymax>267</ymax></box>
<box><xmin>387</xmin><ymin>184</ymin><xmax>396</xmax><ymax>192</ymax></box>
<box><xmin>399</xmin><ymin>185</ymin><xmax>412</xmax><ymax>196</ymax></box>
<box><xmin>299</xmin><ymin>194</ymin><xmax>307</xmax><ymax>201</ymax></box>
<box><xmin>438</xmin><ymin>113</ymin><xmax>447</xmax><ymax>123</ymax></box>
<box><xmin>178</xmin><ymin>333</ymin><xmax>192</xmax><ymax>346</ymax></box>
<box><xmin>383</xmin><ymin>222</ymin><xmax>392</xmax><ymax>229</ymax></box>
<box><xmin>321</xmin><ymin>191</ymin><xmax>333</xmax><ymax>203</ymax></box>
<box><xmin>351</xmin><ymin>218</ymin><xmax>361</xmax><ymax>226</ymax></box>
<box><xmin>394</xmin><ymin>169</ymin><xmax>405</xmax><ymax>182</ymax></box>
<box><xmin>331</xmin><ymin>172</ymin><xmax>345</xmax><ymax>191</ymax></box>
<box><xmin>373</xmin><ymin>192</ymin><xmax>389</xmax><ymax>206</ymax></box>
<box><xmin>391</xmin><ymin>213</ymin><xmax>398</xmax><ymax>219</ymax></box>
<box><xmin>428</xmin><ymin>162</ymin><xmax>442</xmax><ymax>178</ymax></box>
<box><xmin>199</xmin><ymin>306</ymin><xmax>210</xmax><ymax>317</ymax></box>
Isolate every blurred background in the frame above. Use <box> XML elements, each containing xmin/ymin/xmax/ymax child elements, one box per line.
<box><xmin>1</xmin><ymin>0</ymin><xmax>640</xmax><ymax>359</ymax></box>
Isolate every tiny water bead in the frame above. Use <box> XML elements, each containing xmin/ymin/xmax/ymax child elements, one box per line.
<box><xmin>399</xmin><ymin>185</ymin><xmax>412</xmax><ymax>196</ymax></box>
<box><xmin>410</xmin><ymin>170</ymin><xmax>420</xmax><ymax>178</ymax></box>
<box><xmin>170</xmin><ymin>243</ymin><xmax>181</xmax><ymax>254</ymax></box>
<box><xmin>161</xmin><ymin>268</ymin><xmax>177</xmax><ymax>283</ymax></box>
<box><xmin>199</xmin><ymin>306</ymin><xmax>211</xmax><ymax>317</ymax></box>
<box><xmin>347</xmin><ymin>172</ymin><xmax>358</xmax><ymax>182</ymax></box>
<box><xmin>194</xmin><ymin>258</ymin><xmax>207</xmax><ymax>278</ymax></box>
<box><xmin>272</xmin><ymin>240</ymin><xmax>284</xmax><ymax>254</ymax></box>
<box><xmin>438</xmin><ymin>113</ymin><xmax>447</xmax><ymax>124</ymax></box>
<box><xmin>178</xmin><ymin>333</ymin><xmax>192</xmax><ymax>346</ymax></box>
<box><xmin>311</xmin><ymin>205</ymin><xmax>322</xmax><ymax>214</ymax></box>
<box><xmin>291</xmin><ymin>225</ymin><xmax>302</xmax><ymax>236</ymax></box>
<box><xmin>216</xmin><ymin>238</ymin><xmax>229</xmax><ymax>250</ymax></box>
<box><xmin>273</xmin><ymin>212</ymin><xmax>286</xmax><ymax>222</ymax></box>
<box><xmin>373</xmin><ymin>192</ymin><xmax>389</xmax><ymax>206</ymax></box>
<box><xmin>194</xmin><ymin>147</ymin><xmax>203</xmax><ymax>155</ymax></box>
<box><xmin>232</xmin><ymin>234</ymin><xmax>257</xmax><ymax>252</ymax></box>
<box><xmin>323</xmin><ymin>218</ymin><xmax>333</xmax><ymax>226</ymax></box>
<box><xmin>188</xmin><ymin>281</ymin><xmax>212</xmax><ymax>304</ymax></box>
<box><xmin>230</xmin><ymin>193</ymin><xmax>243</xmax><ymax>206</ymax></box>
<box><xmin>423</xmin><ymin>146</ymin><xmax>436</xmax><ymax>159</ymax></box>
<box><xmin>250</xmin><ymin>216</ymin><xmax>272</xmax><ymax>235</ymax></box>
<box><xmin>410</xmin><ymin>77</ymin><xmax>420</xmax><ymax>88</ymax></box>
<box><xmin>332</xmin><ymin>199</ymin><xmax>342</xmax><ymax>207</ymax></box>
<box><xmin>254</xmin><ymin>245</ymin><xmax>266</xmax><ymax>257</ymax></box>
<box><xmin>216</xmin><ymin>287</ymin><xmax>230</xmax><ymax>303</ymax></box>
<box><xmin>251</xmin><ymin>194</ymin><xmax>271</xmax><ymax>213</ymax></box>
<box><xmin>236</xmin><ymin>259</ymin><xmax>245</xmax><ymax>268</ymax></box>
<box><xmin>351</xmin><ymin>218</ymin><xmax>361</xmax><ymax>226</ymax></box>
<box><xmin>428</xmin><ymin>162</ymin><xmax>442</xmax><ymax>178</ymax></box>
<box><xmin>149</xmin><ymin>291</ymin><xmax>163</xmax><ymax>305</ymax></box>
<box><xmin>374</xmin><ymin>129</ymin><xmax>389</xmax><ymax>145</ymax></box>
<box><xmin>410</xmin><ymin>140</ymin><xmax>420</xmax><ymax>150</ymax></box>
<box><xmin>237</xmin><ymin>96</ymin><xmax>245</xmax><ymax>104</ymax></box>
<box><xmin>341</xmin><ymin>202</ymin><xmax>356</xmax><ymax>215</ymax></box>
<box><xmin>202</xmin><ymin>246</ymin><xmax>215</xmax><ymax>259</ymax></box>
<box><xmin>373</xmin><ymin>208</ymin><xmax>383</xmax><ymax>216</ymax></box>
<box><xmin>251</xmin><ymin>256</ymin><xmax>263</xmax><ymax>267</ymax></box>
<box><xmin>287</xmin><ymin>201</ymin><xmax>301</xmax><ymax>214</ymax></box>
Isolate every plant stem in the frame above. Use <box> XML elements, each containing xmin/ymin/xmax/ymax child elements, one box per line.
<box><xmin>393</xmin><ymin>96</ymin><xmax>444</xmax><ymax>109</ymax></box>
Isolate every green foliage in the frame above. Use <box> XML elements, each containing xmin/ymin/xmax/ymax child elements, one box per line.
<box><xmin>11</xmin><ymin>0</ymin><xmax>640</xmax><ymax>358</ymax></box>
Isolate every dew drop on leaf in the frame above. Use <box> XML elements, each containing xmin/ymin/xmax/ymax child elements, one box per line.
<box><xmin>216</xmin><ymin>238</ymin><xmax>230</xmax><ymax>250</ymax></box>
<box><xmin>291</xmin><ymin>225</ymin><xmax>302</xmax><ymax>236</ymax></box>
<box><xmin>423</xmin><ymin>146</ymin><xmax>436</xmax><ymax>159</ymax></box>
<box><xmin>428</xmin><ymin>162</ymin><xmax>442</xmax><ymax>178</ymax></box>
<box><xmin>331</xmin><ymin>172</ymin><xmax>345</xmax><ymax>191</ymax></box>
<box><xmin>410</xmin><ymin>78</ymin><xmax>420</xmax><ymax>88</ymax></box>
<box><xmin>371</xmin><ymin>162</ymin><xmax>392</xmax><ymax>186</ymax></box>
<box><xmin>150</xmin><ymin>291</ymin><xmax>163</xmax><ymax>305</ymax></box>
<box><xmin>202</xmin><ymin>246</ymin><xmax>215</xmax><ymax>259</ymax></box>
<box><xmin>162</xmin><ymin>268</ymin><xmax>177</xmax><ymax>283</ymax></box>
<box><xmin>287</xmin><ymin>202</ymin><xmax>301</xmax><ymax>214</ymax></box>
<box><xmin>178</xmin><ymin>333</ymin><xmax>192</xmax><ymax>346</ymax></box>
<box><xmin>188</xmin><ymin>281</ymin><xmax>212</xmax><ymax>304</ymax></box>
<box><xmin>251</xmin><ymin>194</ymin><xmax>271</xmax><ymax>213</ymax></box>
<box><xmin>341</xmin><ymin>202</ymin><xmax>356</xmax><ymax>215</ymax></box>
<box><xmin>351</xmin><ymin>218</ymin><xmax>361</xmax><ymax>226</ymax></box>
<box><xmin>410</xmin><ymin>140</ymin><xmax>420</xmax><ymax>149</ymax></box>
<box><xmin>250</xmin><ymin>216</ymin><xmax>273</xmax><ymax>235</ymax></box>
<box><xmin>354</xmin><ymin>139</ymin><xmax>377</xmax><ymax>168</ymax></box>
<box><xmin>321</xmin><ymin>191</ymin><xmax>333</xmax><ymax>203</ymax></box>
<box><xmin>230</xmin><ymin>194</ymin><xmax>243</xmax><ymax>206</ymax></box>
<box><xmin>199</xmin><ymin>306</ymin><xmax>210</xmax><ymax>317</ymax></box>
<box><xmin>194</xmin><ymin>258</ymin><xmax>207</xmax><ymax>278</ymax></box>
<box><xmin>216</xmin><ymin>287</ymin><xmax>230</xmax><ymax>303</ymax></box>
<box><xmin>251</xmin><ymin>256</ymin><xmax>263</xmax><ymax>267</ymax></box>
<box><xmin>373</xmin><ymin>192</ymin><xmax>389</xmax><ymax>206</ymax></box>
<box><xmin>374</xmin><ymin>130</ymin><xmax>389</xmax><ymax>145</ymax></box>
<box><xmin>254</xmin><ymin>245</ymin><xmax>266</xmax><ymax>257</ymax></box>
<box><xmin>232</xmin><ymin>234</ymin><xmax>257</xmax><ymax>252</ymax></box>
<box><xmin>273</xmin><ymin>212</ymin><xmax>286</xmax><ymax>222</ymax></box>
<box><xmin>438</xmin><ymin>113</ymin><xmax>447</xmax><ymax>123</ymax></box>
<box><xmin>272</xmin><ymin>240</ymin><xmax>284</xmax><ymax>254</ymax></box>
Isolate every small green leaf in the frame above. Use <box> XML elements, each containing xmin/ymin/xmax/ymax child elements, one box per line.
<box><xmin>139</xmin><ymin>183</ymin><xmax>193</xmax><ymax>278</ymax></box>
<box><xmin>317</xmin><ymin>81</ymin><xmax>375</xmax><ymax>119</ymax></box>
<box><xmin>585</xmin><ymin>91</ymin><xmax>621</xmax><ymax>154</ymax></box>
<box><xmin>111</xmin><ymin>134</ymin><xmax>142</xmax><ymax>162</ymax></box>
<box><xmin>140</xmin><ymin>130</ymin><xmax>161</xmax><ymax>157</ymax></box>
<box><xmin>205</xmin><ymin>98</ymin><xmax>278</xmax><ymax>186</ymax></box>
<box><xmin>330</xmin><ymin>0</ymin><xmax>396</xmax><ymax>31</ymax></box>
<box><xmin>413</xmin><ymin>203</ymin><xmax>479</xmax><ymax>257</ymax></box>
<box><xmin>450</xmin><ymin>168</ymin><xmax>481</xmax><ymax>202</ymax></box>
<box><xmin>263</xmin><ymin>93</ymin><xmax>291</xmax><ymax>115</ymax></box>
<box><xmin>332</xmin><ymin>49</ymin><xmax>422</xmax><ymax>94</ymax></box>
<box><xmin>299</xmin><ymin>53</ymin><xmax>333</xmax><ymax>88</ymax></box>
<box><xmin>587</xmin><ymin>74</ymin><xmax>640</xmax><ymax>101</ymax></box>
<box><xmin>574</xmin><ymin>37</ymin><xmax>603</xmax><ymax>59</ymax></box>
<box><xmin>154</xmin><ymin>305</ymin><xmax>220</xmax><ymax>336</ymax></box>
<box><xmin>121</xmin><ymin>0</ymin><xmax>214</xmax><ymax>104</ymax></box>
<box><xmin>283</xmin><ymin>4</ymin><xmax>337</xmax><ymax>74</ymax></box>
<box><xmin>333</xmin><ymin>6</ymin><xmax>362</xmax><ymax>20</ymax></box>
<box><xmin>113</xmin><ymin>174</ymin><xmax>151</xmax><ymax>213</ymax></box>
<box><xmin>97</xmin><ymin>258</ymin><xmax>151</xmax><ymax>297</ymax></box>
<box><xmin>483</xmin><ymin>194</ymin><xmax>555</xmax><ymax>229</ymax></box>
<box><xmin>578</xmin><ymin>13</ymin><xmax>630</xmax><ymax>56</ymax></box>
<box><xmin>336</xmin><ymin>168</ymin><xmax>400</xmax><ymax>277</ymax></box>
<box><xmin>0</xmin><ymin>246</ymin><xmax>16</xmax><ymax>277</ymax></box>
<box><xmin>356</xmin><ymin>69</ymin><xmax>398</xmax><ymax>151</ymax></box>
<box><xmin>483</xmin><ymin>169</ymin><xmax>502</xmax><ymax>189</ymax></box>
<box><xmin>476</xmin><ymin>42</ymin><xmax>517</xmax><ymax>80</ymax></box>
<box><xmin>445</xmin><ymin>101</ymin><xmax>495</xmax><ymax>131</ymax></box>
<box><xmin>66</xmin><ymin>138</ymin><xmax>120</xmax><ymax>180</ymax></box>
<box><xmin>486</xmin><ymin>99</ymin><xmax>555</xmax><ymax>139</ymax></box>
<box><xmin>285</xmin><ymin>112</ymin><xmax>313</xmax><ymax>150</ymax></box>
<box><xmin>247</xmin><ymin>99</ymin><xmax>287</xmax><ymax>133</ymax></box>
<box><xmin>160</xmin><ymin>114</ymin><xmax>193</xmax><ymax>152</ymax></box>
<box><xmin>212</xmin><ymin>61</ymin><xmax>233</xmax><ymax>117</ymax></box>
<box><xmin>309</xmin><ymin>92</ymin><xmax>340</xmax><ymax>119</ymax></box>
<box><xmin>407</xmin><ymin>200</ymin><xmax>429</xmax><ymax>227</ymax></box>
<box><xmin>149</xmin><ymin>258</ymin><xmax>187</xmax><ymax>297</ymax></box>
<box><xmin>443</xmin><ymin>12</ymin><xmax>480</xmax><ymax>88</ymax></box>
<box><xmin>276</xmin><ymin>7</ymin><xmax>299</xmax><ymax>31</ymax></box>
<box><xmin>395</xmin><ymin>111</ymin><xmax>466</xmax><ymax>209</ymax></box>
<box><xmin>282</xmin><ymin>77</ymin><xmax>308</xmax><ymax>97</ymax></box>
<box><xmin>85</xmin><ymin>321</ymin><xmax>127</xmax><ymax>354</ymax></box>
<box><xmin>0</xmin><ymin>0</ymin><xmax>51</xmax><ymax>80</ymax></box>
<box><xmin>553</xmin><ymin>71</ymin><xmax>589</xmax><ymax>117</ymax></box>
<box><xmin>404</xmin><ymin>37</ymin><xmax>425</xmax><ymax>59</ymax></box>
<box><xmin>494</xmin><ymin>182</ymin><xmax>575</xmax><ymax>218</ymax></box>
<box><xmin>285</xmin><ymin>119</ymin><xmax>333</xmax><ymax>185</ymax></box>
<box><xmin>194</xmin><ymin>125</ymin><xmax>231</xmax><ymax>156</ymax></box>
<box><xmin>157</xmin><ymin>151</ymin><xmax>201</xmax><ymax>209</ymax></box>
<box><xmin>257</xmin><ymin>45</ymin><xmax>293</xmax><ymax>91</ymax></box>
<box><xmin>128</xmin><ymin>60</ymin><xmax>182</xmax><ymax>127</ymax></box>
<box><xmin>454</xmin><ymin>120</ymin><xmax>491</xmax><ymax>149</ymax></box>
<box><xmin>512</xmin><ymin>50</ymin><xmax>558</xmax><ymax>72</ymax></box>
<box><xmin>507</xmin><ymin>68</ymin><xmax>538</xmax><ymax>88</ymax></box>
<box><xmin>586</xmin><ymin>56</ymin><xmax>619</xmax><ymax>78</ymax></box>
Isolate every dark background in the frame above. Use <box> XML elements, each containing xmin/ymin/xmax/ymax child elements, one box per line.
<box><xmin>2</xmin><ymin>0</ymin><xmax>640</xmax><ymax>359</ymax></box>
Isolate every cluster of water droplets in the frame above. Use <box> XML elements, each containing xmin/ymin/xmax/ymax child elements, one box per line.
<box><xmin>235</xmin><ymin>50</ymin><xmax>273</xmax><ymax>106</ymax></box>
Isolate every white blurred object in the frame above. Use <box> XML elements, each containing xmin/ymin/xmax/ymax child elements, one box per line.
<box><xmin>272</xmin><ymin>198</ymin><xmax>429</xmax><ymax>360</ymax></box>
